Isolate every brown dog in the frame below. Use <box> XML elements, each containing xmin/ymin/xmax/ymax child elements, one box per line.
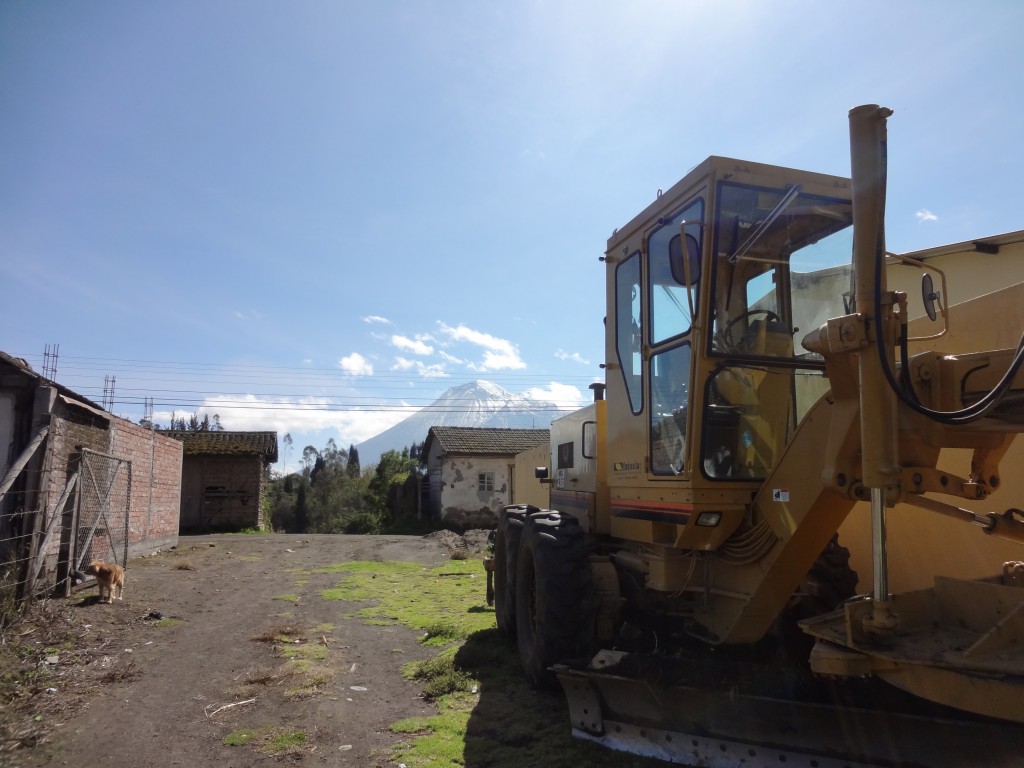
<box><xmin>85</xmin><ymin>561</ymin><xmax>125</xmax><ymax>603</ymax></box>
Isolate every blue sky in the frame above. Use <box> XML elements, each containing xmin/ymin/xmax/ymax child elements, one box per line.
<box><xmin>3</xmin><ymin>1</ymin><xmax>1023</xmax><ymax>471</ymax></box>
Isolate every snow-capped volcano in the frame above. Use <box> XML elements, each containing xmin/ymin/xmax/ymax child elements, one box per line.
<box><xmin>355</xmin><ymin>380</ymin><xmax>566</xmax><ymax>466</ymax></box>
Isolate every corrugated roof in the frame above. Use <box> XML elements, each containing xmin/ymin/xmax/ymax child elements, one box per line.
<box><xmin>160</xmin><ymin>430</ymin><xmax>279</xmax><ymax>462</ymax></box>
<box><xmin>424</xmin><ymin>426</ymin><xmax>549</xmax><ymax>457</ymax></box>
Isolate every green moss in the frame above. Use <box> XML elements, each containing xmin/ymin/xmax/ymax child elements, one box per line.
<box><xmin>267</xmin><ymin>730</ymin><xmax>306</xmax><ymax>752</ymax></box>
<box><xmin>223</xmin><ymin>728</ymin><xmax>258</xmax><ymax>746</ymax></box>
<box><xmin>316</xmin><ymin>559</ymin><xmax>492</xmax><ymax>642</ymax></box>
<box><xmin>224</xmin><ymin>726</ymin><xmax>307</xmax><ymax>755</ymax></box>
<box><xmin>280</xmin><ymin>642</ymin><xmax>328</xmax><ymax>661</ymax></box>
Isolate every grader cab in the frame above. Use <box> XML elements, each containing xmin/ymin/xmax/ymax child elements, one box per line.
<box><xmin>494</xmin><ymin>106</ymin><xmax>1024</xmax><ymax>766</ymax></box>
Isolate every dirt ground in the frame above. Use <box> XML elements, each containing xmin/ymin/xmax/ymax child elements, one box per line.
<box><xmin>4</xmin><ymin>531</ymin><xmax>490</xmax><ymax>768</ymax></box>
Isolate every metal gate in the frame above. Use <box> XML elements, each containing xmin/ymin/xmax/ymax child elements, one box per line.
<box><xmin>73</xmin><ymin>448</ymin><xmax>132</xmax><ymax>573</ymax></box>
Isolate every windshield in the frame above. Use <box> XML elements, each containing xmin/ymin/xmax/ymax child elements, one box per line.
<box><xmin>710</xmin><ymin>182</ymin><xmax>853</xmax><ymax>362</ymax></box>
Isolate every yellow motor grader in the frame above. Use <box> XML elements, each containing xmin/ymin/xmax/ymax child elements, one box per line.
<box><xmin>493</xmin><ymin>105</ymin><xmax>1024</xmax><ymax>766</ymax></box>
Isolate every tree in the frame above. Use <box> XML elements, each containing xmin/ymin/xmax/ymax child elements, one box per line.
<box><xmin>301</xmin><ymin>445</ymin><xmax>318</xmax><ymax>477</ymax></box>
<box><xmin>366</xmin><ymin>449</ymin><xmax>417</xmax><ymax>526</ymax></box>
<box><xmin>347</xmin><ymin>444</ymin><xmax>361</xmax><ymax>478</ymax></box>
<box><xmin>310</xmin><ymin>454</ymin><xmax>327</xmax><ymax>484</ymax></box>
<box><xmin>282</xmin><ymin>433</ymin><xmax>293</xmax><ymax>473</ymax></box>
<box><xmin>166</xmin><ymin>411</ymin><xmax>220</xmax><ymax>431</ymax></box>
<box><xmin>294</xmin><ymin>481</ymin><xmax>309</xmax><ymax>533</ymax></box>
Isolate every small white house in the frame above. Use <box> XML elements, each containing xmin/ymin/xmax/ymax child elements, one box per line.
<box><xmin>421</xmin><ymin>426</ymin><xmax>550</xmax><ymax>528</ymax></box>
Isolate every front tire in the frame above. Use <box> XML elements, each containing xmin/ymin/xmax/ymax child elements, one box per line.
<box><xmin>515</xmin><ymin>510</ymin><xmax>597</xmax><ymax>688</ymax></box>
<box><xmin>494</xmin><ymin>505</ymin><xmax>532</xmax><ymax>636</ymax></box>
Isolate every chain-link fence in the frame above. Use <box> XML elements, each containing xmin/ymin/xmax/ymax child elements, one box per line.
<box><xmin>71</xmin><ymin>449</ymin><xmax>132</xmax><ymax>576</ymax></box>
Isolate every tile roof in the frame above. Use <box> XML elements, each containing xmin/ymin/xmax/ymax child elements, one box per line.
<box><xmin>424</xmin><ymin>426</ymin><xmax>549</xmax><ymax>458</ymax></box>
<box><xmin>159</xmin><ymin>430</ymin><xmax>279</xmax><ymax>462</ymax></box>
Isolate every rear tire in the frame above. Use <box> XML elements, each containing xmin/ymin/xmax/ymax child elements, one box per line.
<box><xmin>494</xmin><ymin>505</ymin><xmax>532</xmax><ymax>636</ymax></box>
<box><xmin>515</xmin><ymin>510</ymin><xmax>597</xmax><ymax>688</ymax></box>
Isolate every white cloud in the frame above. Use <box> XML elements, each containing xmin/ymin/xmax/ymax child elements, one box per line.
<box><xmin>393</xmin><ymin>357</ymin><xmax>449</xmax><ymax>378</ymax></box>
<box><xmin>362</xmin><ymin>315</ymin><xmax>392</xmax><ymax>324</ymax></box>
<box><xmin>338</xmin><ymin>352</ymin><xmax>373</xmax><ymax>375</ymax></box>
<box><xmin>555</xmin><ymin>348</ymin><xmax>590</xmax><ymax>365</ymax></box>
<box><xmin>437</xmin><ymin>322</ymin><xmax>526</xmax><ymax>371</ymax></box>
<box><xmin>523</xmin><ymin>382</ymin><xmax>588</xmax><ymax>410</ymax></box>
<box><xmin>165</xmin><ymin>395</ymin><xmax>422</xmax><ymax>463</ymax></box>
<box><xmin>391</xmin><ymin>334</ymin><xmax>434</xmax><ymax>355</ymax></box>
<box><xmin>915</xmin><ymin>209</ymin><xmax>938</xmax><ymax>223</ymax></box>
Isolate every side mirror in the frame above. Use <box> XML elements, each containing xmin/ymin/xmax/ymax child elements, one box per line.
<box><xmin>922</xmin><ymin>273</ymin><xmax>940</xmax><ymax>322</ymax></box>
<box><xmin>534</xmin><ymin>467</ymin><xmax>549</xmax><ymax>480</ymax></box>
<box><xmin>669</xmin><ymin>232</ymin><xmax>701</xmax><ymax>287</ymax></box>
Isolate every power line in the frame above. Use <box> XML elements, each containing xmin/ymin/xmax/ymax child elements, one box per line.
<box><xmin>15</xmin><ymin>351</ymin><xmax>598</xmax><ymax>424</ymax></box>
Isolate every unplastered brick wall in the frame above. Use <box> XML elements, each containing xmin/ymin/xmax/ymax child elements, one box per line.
<box><xmin>181</xmin><ymin>454</ymin><xmax>263</xmax><ymax>531</ymax></box>
<box><xmin>38</xmin><ymin>412</ymin><xmax>115</xmax><ymax>568</ymax></box>
<box><xmin>110</xmin><ymin>420</ymin><xmax>182</xmax><ymax>555</ymax></box>
<box><xmin>37</xmin><ymin>415</ymin><xmax>182</xmax><ymax>570</ymax></box>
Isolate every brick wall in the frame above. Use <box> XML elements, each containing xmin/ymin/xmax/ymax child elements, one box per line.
<box><xmin>110</xmin><ymin>419</ymin><xmax>182</xmax><ymax>555</ymax></box>
<box><xmin>180</xmin><ymin>454</ymin><xmax>263</xmax><ymax>532</ymax></box>
<box><xmin>37</xmin><ymin>413</ymin><xmax>182</xmax><ymax>581</ymax></box>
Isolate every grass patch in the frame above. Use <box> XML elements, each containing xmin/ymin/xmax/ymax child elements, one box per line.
<box><xmin>154</xmin><ymin>618</ymin><xmax>183</xmax><ymax>628</ymax></box>
<box><xmin>391</xmin><ymin>630</ymin><xmax>662</xmax><ymax>768</ymax></box>
<box><xmin>279</xmin><ymin>642</ymin><xmax>328</xmax><ymax>661</ymax></box>
<box><xmin>406</xmin><ymin>648</ymin><xmax>471</xmax><ymax>700</ymax></box>
<box><xmin>280</xmin><ymin>658</ymin><xmax>336</xmax><ymax>698</ymax></box>
<box><xmin>223</xmin><ymin>728</ymin><xmax>259</xmax><ymax>746</ymax></box>
<box><xmin>319</xmin><ymin>558</ymin><xmax>666</xmax><ymax>768</ymax></box>
<box><xmin>247</xmin><ymin>623</ymin><xmax>335</xmax><ymax>700</ymax></box>
<box><xmin>272</xmin><ymin>593</ymin><xmax>299</xmax><ymax>603</ymax></box>
<box><xmin>317</xmin><ymin>559</ymin><xmax>491</xmax><ymax>643</ymax></box>
<box><xmin>268</xmin><ymin>730</ymin><xmax>306</xmax><ymax>751</ymax></box>
<box><xmin>223</xmin><ymin>725</ymin><xmax>308</xmax><ymax>755</ymax></box>
<box><xmin>173</xmin><ymin>561</ymin><xmax>197</xmax><ymax>571</ymax></box>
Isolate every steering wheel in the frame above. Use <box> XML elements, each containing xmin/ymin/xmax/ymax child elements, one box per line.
<box><xmin>721</xmin><ymin>309</ymin><xmax>781</xmax><ymax>351</ymax></box>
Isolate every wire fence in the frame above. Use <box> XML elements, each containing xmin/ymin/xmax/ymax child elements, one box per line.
<box><xmin>0</xmin><ymin>448</ymin><xmax>132</xmax><ymax>618</ymax></box>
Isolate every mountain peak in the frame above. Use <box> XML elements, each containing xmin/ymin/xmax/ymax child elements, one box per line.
<box><xmin>355</xmin><ymin>380</ymin><xmax>559</xmax><ymax>466</ymax></box>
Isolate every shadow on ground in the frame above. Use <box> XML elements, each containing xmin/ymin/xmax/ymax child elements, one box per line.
<box><xmin>453</xmin><ymin>629</ymin><xmax>663</xmax><ymax>768</ymax></box>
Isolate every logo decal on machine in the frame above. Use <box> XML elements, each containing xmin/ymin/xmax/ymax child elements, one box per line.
<box><xmin>613</xmin><ymin>461</ymin><xmax>641</xmax><ymax>472</ymax></box>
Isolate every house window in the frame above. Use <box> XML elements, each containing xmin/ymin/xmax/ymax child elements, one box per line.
<box><xmin>479</xmin><ymin>472</ymin><xmax>495</xmax><ymax>492</ymax></box>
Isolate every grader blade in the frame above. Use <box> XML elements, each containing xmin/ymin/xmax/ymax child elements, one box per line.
<box><xmin>554</xmin><ymin>650</ymin><xmax>1024</xmax><ymax>767</ymax></box>
<box><xmin>802</xmin><ymin>573</ymin><xmax>1024</xmax><ymax>724</ymax></box>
